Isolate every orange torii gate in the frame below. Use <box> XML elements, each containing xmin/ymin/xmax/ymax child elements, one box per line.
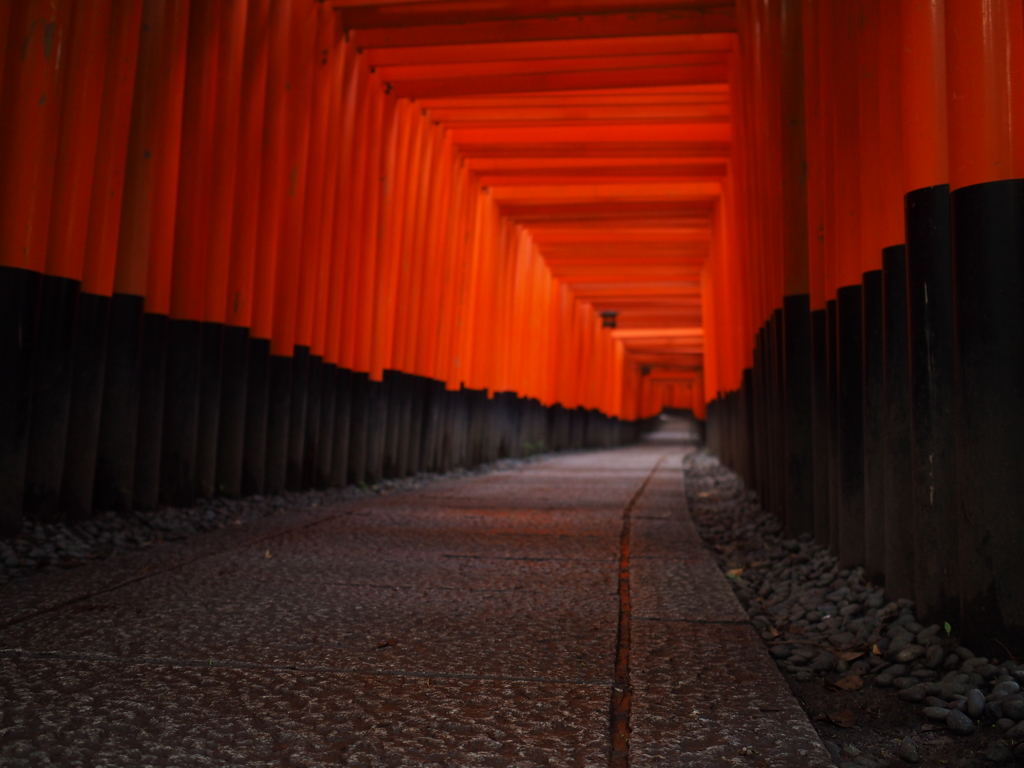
<box><xmin>1</xmin><ymin>0</ymin><xmax>1024</xmax><ymax>656</ymax></box>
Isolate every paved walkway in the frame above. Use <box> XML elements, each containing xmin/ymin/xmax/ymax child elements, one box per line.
<box><xmin>0</xmin><ymin>423</ymin><xmax>830</xmax><ymax>767</ymax></box>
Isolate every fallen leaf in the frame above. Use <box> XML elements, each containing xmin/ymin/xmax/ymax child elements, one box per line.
<box><xmin>834</xmin><ymin>651</ymin><xmax>865</xmax><ymax>662</ymax></box>
<box><xmin>769</xmin><ymin>626</ymin><xmax>781</xmax><ymax>638</ymax></box>
<box><xmin>727</xmin><ymin>568</ymin><xmax>744</xmax><ymax>578</ymax></box>
<box><xmin>872</xmin><ymin>643</ymin><xmax>882</xmax><ymax>656</ymax></box>
<box><xmin>264</xmin><ymin>549</ymin><xmax>272</xmax><ymax>559</ymax></box>
<box><xmin>376</xmin><ymin>638</ymin><xmax>399</xmax><ymax>649</ymax></box>
<box><xmin>833</xmin><ymin>675</ymin><xmax>864</xmax><ymax>691</ymax></box>
<box><xmin>829</xmin><ymin>709</ymin><xmax>857</xmax><ymax>728</ymax></box>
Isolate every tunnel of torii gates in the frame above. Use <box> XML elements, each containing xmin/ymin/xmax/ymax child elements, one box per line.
<box><xmin>0</xmin><ymin>0</ymin><xmax>1023</xmax><ymax>654</ymax></box>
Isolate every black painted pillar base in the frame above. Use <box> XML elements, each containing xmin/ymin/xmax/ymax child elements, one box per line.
<box><xmin>810</xmin><ymin>306</ymin><xmax>830</xmax><ymax>547</ymax></box>
<box><xmin>906</xmin><ymin>184</ymin><xmax>959</xmax><ymax>625</ymax></box>
<box><xmin>882</xmin><ymin>245</ymin><xmax>914</xmax><ymax>601</ymax></box>
<box><xmin>314</xmin><ymin>361</ymin><xmax>335</xmax><ymax>488</ymax></box>
<box><xmin>837</xmin><ymin>285</ymin><xmax>865</xmax><ymax>568</ymax></box>
<box><xmin>365</xmin><ymin>377</ymin><xmax>386</xmax><ymax>483</ymax></box>
<box><xmin>783</xmin><ymin>293</ymin><xmax>813</xmax><ymax>537</ymax></box>
<box><xmin>94</xmin><ymin>293</ymin><xmax>144</xmax><ymax>512</ymax></box>
<box><xmin>406</xmin><ymin>375</ymin><xmax>426</xmax><ymax>475</ymax></box>
<box><xmin>302</xmin><ymin>354</ymin><xmax>323</xmax><ymax>489</ymax></box>
<box><xmin>826</xmin><ymin>299</ymin><xmax>840</xmax><ymax>554</ymax></box>
<box><xmin>241</xmin><ymin>337</ymin><xmax>270</xmax><ymax>496</ymax></box>
<box><xmin>421</xmin><ymin>379</ymin><xmax>444</xmax><ymax>472</ymax></box>
<box><xmin>285</xmin><ymin>346</ymin><xmax>308</xmax><ymax>491</ymax></box>
<box><xmin>0</xmin><ymin>266</ymin><xmax>40</xmax><ymax>533</ymax></box>
<box><xmin>264</xmin><ymin>353</ymin><xmax>293</xmax><ymax>495</ymax></box>
<box><xmin>951</xmin><ymin>178</ymin><xmax>1024</xmax><ymax>653</ymax></box>
<box><xmin>60</xmin><ymin>292</ymin><xmax>110</xmax><ymax>520</ymax></box>
<box><xmin>328</xmin><ymin>366</ymin><xmax>349</xmax><ymax>488</ymax></box>
<box><xmin>285</xmin><ymin>346</ymin><xmax>309</xmax><ymax>491</ymax></box>
<box><xmin>216</xmin><ymin>325</ymin><xmax>249</xmax><ymax>498</ymax></box>
<box><xmin>396</xmin><ymin>373</ymin><xmax>414</xmax><ymax>477</ymax></box>
<box><xmin>742</xmin><ymin>367</ymin><xmax>756</xmax><ymax>489</ymax></box>
<box><xmin>347</xmin><ymin>372</ymin><xmax>369</xmax><ymax>485</ymax></box>
<box><xmin>861</xmin><ymin>271</ymin><xmax>885</xmax><ymax>582</ymax></box>
<box><xmin>160</xmin><ymin>318</ymin><xmax>202</xmax><ymax>507</ymax></box>
<box><xmin>23</xmin><ymin>274</ymin><xmax>79</xmax><ymax>521</ymax></box>
<box><xmin>133</xmin><ymin>313</ymin><xmax>168</xmax><ymax>511</ymax></box>
<box><xmin>382</xmin><ymin>370</ymin><xmax>402</xmax><ymax>478</ymax></box>
<box><xmin>195</xmin><ymin>321</ymin><xmax>223</xmax><ymax>500</ymax></box>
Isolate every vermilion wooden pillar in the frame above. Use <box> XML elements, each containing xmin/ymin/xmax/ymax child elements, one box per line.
<box><xmin>779</xmin><ymin>0</ymin><xmax>813</xmax><ymax>537</ymax></box>
<box><xmin>132</xmin><ymin>0</ymin><xmax>191</xmax><ymax>512</ymax></box>
<box><xmin>230</xmin><ymin>0</ymin><xmax>270</xmax><ymax>498</ymax></box>
<box><xmin>0</xmin><ymin>1</ymin><xmax>11</xmax><ymax>93</ymax></box>
<box><xmin>265</xmin><ymin>0</ymin><xmax>316</xmax><ymax>495</ymax></box>
<box><xmin>834</xmin><ymin>0</ymin><xmax>866</xmax><ymax>569</ymax></box>
<box><xmin>246</xmin><ymin>0</ymin><xmax>292</xmax><ymax>494</ymax></box>
<box><xmin>901</xmin><ymin>0</ymin><xmax>958</xmax><ymax>625</ymax></box>
<box><xmin>802</xmin><ymin>0</ymin><xmax>830</xmax><ymax>546</ymax></box>
<box><xmin>273</xmin><ymin>0</ymin><xmax>315</xmax><ymax>494</ymax></box>
<box><xmin>0</xmin><ymin>0</ymin><xmax>73</xmax><ymax>532</ymax></box>
<box><xmin>162</xmin><ymin>0</ymin><xmax>220</xmax><ymax>506</ymax></box>
<box><xmin>90</xmin><ymin>0</ymin><xmax>185</xmax><ymax>511</ymax></box>
<box><xmin>946</xmin><ymin>0</ymin><xmax>1024</xmax><ymax>653</ymax></box>
<box><xmin>197</xmin><ymin>0</ymin><xmax>247</xmax><ymax>500</ymax></box>
<box><xmin>61</xmin><ymin>0</ymin><xmax>146</xmax><ymax>520</ymax></box>
<box><xmin>325</xmin><ymin>42</ymin><xmax>363</xmax><ymax>489</ymax></box>
<box><xmin>310</xmin><ymin>24</ymin><xmax>351</xmax><ymax>489</ymax></box>
<box><xmin>297</xmin><ymin>2</ymin><xmax>342</xmax><ymax>489</ymax></box>
<box><xmin>877</xmin><ymin>0</ymin><xmax>914</xmax><ymax>600</ymax></box>
<box><xmin>857</xmin><ymin>0</ymin><xmax>886</xmax><ymax>583</ymax></box>
<box><xmin>23</xmin><ymin>0</ymin><xmax>114</xmax><ymax>522</ymax></box>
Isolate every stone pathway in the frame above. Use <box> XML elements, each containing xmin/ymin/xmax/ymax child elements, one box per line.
<box><xmin>0</xmin><ymin>423</ymin><xmax>831</xmax><ymax>766</ymax></box>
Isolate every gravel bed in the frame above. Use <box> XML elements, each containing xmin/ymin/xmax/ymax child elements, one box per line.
<box><xmin>684</xmin><ymin>450</ymin><xmax>1024</xmax><ymax>766</ymax></box>
<box><xmin>0</xmin><ymin>455</ymin><xmax>545</xmax><ymax>588</ymax></box>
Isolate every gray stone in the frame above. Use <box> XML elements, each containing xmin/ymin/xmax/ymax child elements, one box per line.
<box><xmin>769</xmin><ymin>644</ymin><xmax>793</xmax><ymax>659</ymax></box>
<box><xmin>1001</xmin><ymin>695</ymin><xmax>1024</xmax><ymax>721</ymax></box>
<box><xmin>1005</xmin><ymin>721</ymin><xmax>1024</xmax><ymax>740</ymax></box>
<box><xmin>887</xmin><ymin>635</ymin><xmax>912</xmax><ymax>655</ymax></box>
<box><xmin>995</xmin><ymin>718</ymin><xmax>1016</xmax><ymax>732</ymax></box>
<box><xmin>978</xmin><ymin>664</ymin><xmax>1001</xmax><ymax>681</ymax></box>
<box><xmin>898</xmin><ymin>684</ymin><xmax>928</xmax><ymax>703</ymax></box>
<box><xmin>955</xmin><ymin>646</ymin><xmax>976</xmax><ymax>661</ymax></box>
<box><xmin>894</xmin><ymin>677</ymin><xmax>918</xmax><ymax>691</ymax></box>
<box><xmin>922</xmin><ymin>706</ymin><xmax>952</xmax><ymax>721</ymax></box>
<box><xmin>968</xmin><ymin>688</ymin><xmax>987</xmax><ymax>719</ymax></box>
<box><xmin>941</xmin><ymin>682</ymin><xmax>971</xmax><ymax>698</ymax></box>
<box><xmin>873</xmin><ymin>673</ymin><xmax>893</xmax><ymax>688</ymax></box>
<box><xmin>983</xmin><ymin>741</ymin><xmax>1012</xmax><ymax>763</ymax></box>
<box><xmin>811</xmin><ymin>651</ymin><xmax>836</xmax><ymax>672</ymax></box>
<box><xmin>898</xmin><ymin>736</ymin><xmax>919</xmax><ymax>764</ymax></box>
<box><xmin>924</xmin><ymin>644</ymin><xmax>946</xmax><ymax>669</ymax></box>
<box><xmin>946</xmin><ymin>709</ymin><xmax>976</xmax><ymax>736</ymax></box>
<box><xmin>895</xmin><ymin>644</ymin><xmax>926</xmax><ymax>664</ymax></box>
<box><xmin>992</xmin><ymin>681</ymin><xmax>1021</xmax><ymax>697</ymax></box>
<box><xmin>829</xmin><ymin>632</ymin><xmax>857</xmax><ymax>649</ymax></box>
<box><xmin>923</xmin><ymin>696</ymin><xmax>948</xmax><ymax>708</ymax></box>
<box><xmin>986</xmin><ymin>701</ymin><xmax>1005</xmax><ymax>721</ymax></box>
